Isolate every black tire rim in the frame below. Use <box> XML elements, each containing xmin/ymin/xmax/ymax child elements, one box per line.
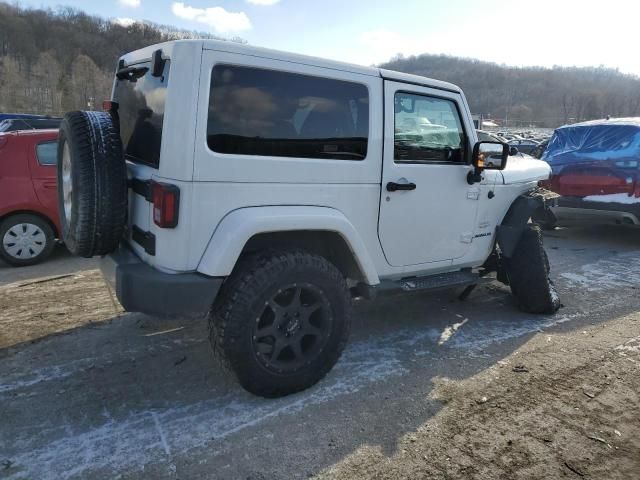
<box><xmin>253</xmin><ymin>283</ymin><xmax>333</xmax><ymax>374</ymax></box>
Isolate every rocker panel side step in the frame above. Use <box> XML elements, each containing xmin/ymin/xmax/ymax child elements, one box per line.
<box><xmin>358</xmin><ymin>270</ymin><xmax>481</xmax><ymax>299</ymax></box>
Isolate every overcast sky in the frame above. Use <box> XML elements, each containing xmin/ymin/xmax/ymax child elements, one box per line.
<box><xmin>15</xmin><ymin>0</ymin><xmax>640</xmax><ymax>75</ymax></box>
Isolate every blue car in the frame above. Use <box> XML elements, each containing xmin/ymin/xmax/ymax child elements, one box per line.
<box><xmin>538</xmin><ymin>118</ymin><xmax>640</xmax><ymax>228</ymax></box>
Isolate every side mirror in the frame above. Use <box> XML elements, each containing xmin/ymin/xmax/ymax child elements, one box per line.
<box><xmin>468</xmin><ymin>141</ymin><xmax>509</xmax><ymax>184</ymax></box>
<box><xmin>509</xmin><ymin>146</ymin><xmax>519</xmax><ymax>156</ymax></box>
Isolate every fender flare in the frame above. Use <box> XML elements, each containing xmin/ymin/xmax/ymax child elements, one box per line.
<box><xmin>197</xmin><ymin>206</ymin><xmax>380</xmax><ymax>284</ymax></box>
<box><xmin>496</xmin><ymin>189</ymin><xmax>555</xmax><ymax>258</ymax></box>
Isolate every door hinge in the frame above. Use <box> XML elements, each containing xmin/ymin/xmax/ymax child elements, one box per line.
<box><xmin>132</xmin><ymin>225</ymin><xmax>156</xmax><ymax>255</ymax></box>
<box><xmin>130</xmin><ymin>178</ymin><xmax>152</xmax><ymax>202</ymax></box>
<box><xmin>466</xmin><ymin>188</ymin><xmax>480</xmax><ymax>200</ymax></box>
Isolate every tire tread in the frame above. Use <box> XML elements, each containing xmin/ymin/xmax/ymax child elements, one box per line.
<box><xmin>506</xmin><ymin>225</ymin><xmax>561</xmax><ymax>314</ymax></box>
<box><xmin>209</xmin><ymin>250</ymin><xmax>351</xmax><ymax>398</ymax></box>
<box><xmin>57</xmin><ymin>111</ymin><xmax>127</xmax><ymax>257</ymax></box>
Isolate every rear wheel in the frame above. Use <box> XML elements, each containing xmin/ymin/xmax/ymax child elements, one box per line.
<box><xmin>505</xmin><ymin>225</ymin><xmax>561</xmax><ymax>314</ymax></box>
<box><xmin>0</xmin><ymin>214</ymin><xmax>55</xmax><ymax>266</ymax></box>
<box><xmin>210</xmin><ymin>250</ymin><xmax>352</xmax><ymax>398</ymax></box>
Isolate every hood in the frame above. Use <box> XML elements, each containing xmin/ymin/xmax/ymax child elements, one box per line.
<box><xmin>500</xmin><ymin>154</ymin><xmax>551</xmax><ymax>185</ymax></box>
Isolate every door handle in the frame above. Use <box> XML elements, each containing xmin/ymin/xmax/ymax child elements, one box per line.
<box><xmin>386</xmin><ymin>181</ymin><xmax>416</xmax><ymax>192</ymax></box>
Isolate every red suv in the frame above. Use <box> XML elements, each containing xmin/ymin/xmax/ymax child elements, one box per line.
<box><xmin>0</xmin><ymin>129</ymin><xmax>61</xmax><ymax>266</ymax></box>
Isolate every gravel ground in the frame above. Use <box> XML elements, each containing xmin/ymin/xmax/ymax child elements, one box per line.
<box><xmin>0</xmin><ymin>225</ymin><xmax>639</xmax><ymax>479</ymax></box>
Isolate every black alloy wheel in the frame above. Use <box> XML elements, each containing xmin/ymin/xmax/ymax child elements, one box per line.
<box><xmin>253</xmin><ymin>283</ymin><xmax>333</xmax><ymax>373</ymax></box>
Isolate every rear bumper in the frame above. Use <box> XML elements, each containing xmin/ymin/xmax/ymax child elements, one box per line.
<box><xmin>551</xmin><ymin>197</ymin><xmax>640</xmax><ymax>226</ymax></box>
<box><xmin>100</xmin><ymin>246</ymin><xmax>224</xmax><ymax>317</ymax></box>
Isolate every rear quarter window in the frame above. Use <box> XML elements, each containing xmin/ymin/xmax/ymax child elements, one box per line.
<box><xmin>207</xmin><ymin>65</ymin><xmax>369</xmax><ymax>161</ymax></box>
<box><xmin>36</xmin><ymin>141</ymin><xmax>57</xmax><ymax>165</ymax></box>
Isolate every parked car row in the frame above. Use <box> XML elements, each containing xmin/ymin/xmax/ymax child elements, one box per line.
<box><xmin>489</xmin><ymin>129</ymin><xmax>553</xmax><ymax>157</ymax></box>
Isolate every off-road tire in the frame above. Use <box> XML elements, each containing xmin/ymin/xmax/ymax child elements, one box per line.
<box><xmin>209</xmin><ymin>250</ymin><xmax>352</xmax><ymax>398</ymax></box>
<box><xmin>0</xmin><ymin>214</ymin><xmax>56</xmax><ymax>267</ymax></box>
<box><xmin>531</xmin><ymin>206</ymin><xmax>557</xmax><ymax>231</ymax></box>
<box><xmin>57</xmin><ymin>111</ymin><xmax>127</xmax><ymax>257</ymax></box>
<box><xmin>505</xmin><ymin>225</ymin><xmax>560</xmax><ymax>314</ymax></box>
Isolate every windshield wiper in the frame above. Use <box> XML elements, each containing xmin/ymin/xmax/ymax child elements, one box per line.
<box><xmin>116</xmin><ymin>65</ymin><xmax>149</xmax><ymax>82</ymax></box>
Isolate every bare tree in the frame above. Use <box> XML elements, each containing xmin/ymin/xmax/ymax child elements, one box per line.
<box><xmin>0</xmin><ymin>56</ymin><xmax>28</xmax><ymax>112</ymax></box>
<box><xmin>30</xmin><ymin>51</ymin><xmax>62</xmax><ymax>114</ymax></box>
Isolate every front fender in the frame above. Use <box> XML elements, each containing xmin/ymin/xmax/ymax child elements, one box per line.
<box><xmin>496</xmin><ymin>188</ymin><xmax>558</xmax><ymax>258</ymax></box>
<box><xmin>196</xmin><ymin>206</ymin><xmax>380</xmax><ymax>284</ymax></box>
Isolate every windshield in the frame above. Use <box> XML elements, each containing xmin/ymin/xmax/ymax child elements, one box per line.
<box><xmin>113</xmin><ymin>59</ymin><xmax>170</xmax><ymax>168</ymax></box>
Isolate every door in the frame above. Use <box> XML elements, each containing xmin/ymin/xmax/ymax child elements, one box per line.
<box><xmin>378</xmin><ymin>82</ymin><xmax>479</xmax><ymax>267</ymax></box>
<box><xmin>29</xmin><ymin>139</ymin><xmax>58</xmax><ymax>210</ymax></box>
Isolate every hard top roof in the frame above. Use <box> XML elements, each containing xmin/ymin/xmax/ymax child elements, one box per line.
<box><xmin>121</xmin><ymin>39</ymin><xmax>462</xmax><ymax>94</ymax></box>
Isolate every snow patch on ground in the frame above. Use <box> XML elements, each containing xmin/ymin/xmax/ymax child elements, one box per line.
<box><xmin>615</xmin><ymin>336</ymin><xmax>640</xmax><ymax>366</ymax></box>
<box><xmin>438</xmin><ymin>318</ymin><xmax>469</xmax><ymax>345</ymax></box>
<box><xmin>5</xmin><ymin>252</ymin><xmax>639</xmax><ymax>479</ymax></box>
<box><xmin>0</xmin><ymin>335</ymin><xmax>205</xmax><ymax>395</ymax></box>
<box><xmin>583</xmin><ymin>193</ymin><xmax>640</xmax><ymax>204</ymax></box>
<box><xmin>0</xmin><ymin>360</ymin><xmax>95</xmax><ymax>394</ymax></box>
<box><xmin>3</xmin><ymin>305</ymin><xmax>580</xmax><ymax>480</ymax></box>
<box><xmin>3</xmin><ymin>333</ymin><xmax>412</xmax><ymax>480</ymax></box>
<box><xmin>560</xmin><ymin>252</ymin><xmax>640</xmax><ymax>291</ymax></box>
<box><xmin>615</xmin><ymin>336</ymin><xmax>640</xmax><ymax>355</ymax></box>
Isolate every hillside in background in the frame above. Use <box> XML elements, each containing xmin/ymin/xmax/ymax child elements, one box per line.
<box><xmin>381</xmin><ymin>54</ymin><xmax>640</xmax><ymax>127</ymax></box>
<box><xmin>0</xmin><ymin>2</ymin><xmax>238</xmax><ymax>115</ymax></box>
<box><xmin>1</xmin><ymin>2</ymin><xmax>640</xmax><ymax>127</ymax></box>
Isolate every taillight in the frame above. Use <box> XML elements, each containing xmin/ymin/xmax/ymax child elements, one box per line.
<box><xmin>152</xmin><ymin>181</ymin><xmax>180</xmax><ymax>228</ymax></box>
<box><xmin>102</xmin><ymin>100</ymin><xmax>118</xmax><ymax>112</ymax></box>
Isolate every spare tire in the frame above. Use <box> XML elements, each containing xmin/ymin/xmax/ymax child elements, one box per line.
<box><xmin>57</xmin><ymin>111</ymin><xmax>127</xmax><ymax>257</ymax></box>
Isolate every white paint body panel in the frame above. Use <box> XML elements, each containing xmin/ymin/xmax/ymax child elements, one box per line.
<box><xmin>197</xmin><ymin>206</ymin><xmax>379</xmax><ymax>284</ymax></box>
<box><xmin>378</xmin><ymin>81</ymin><xmax>479</xmax><ymax>267</ymax></box>
<box><xmin>500</xmin><ymin>155</ymin><xmax>551</xmax><ymax>185</ymax></box>
<box><xmin>113</xmin><ymin>39</ymin><xmax>545</xmax><ymax>283</ymax></box>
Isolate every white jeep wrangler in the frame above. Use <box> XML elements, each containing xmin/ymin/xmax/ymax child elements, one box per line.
<box><xmin>57</xmin><ymin>40</ymin><xmax>559</xmax><ymax>397</ymax></box>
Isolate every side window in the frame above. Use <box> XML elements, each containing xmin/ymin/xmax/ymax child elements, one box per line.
<box><xmin>36</xmin><ymin>141</ymin><xmax>57</xmax><ymax>165</ymax></box>
<box><xmin>207</xmin><ymin>65</ymin><xmax>369</xmax><ymax>160</ymax></box>
<box><xmin>394</xmin><ymin>92</ymin><xmax>465</xmax><ymax>163</ymax></box>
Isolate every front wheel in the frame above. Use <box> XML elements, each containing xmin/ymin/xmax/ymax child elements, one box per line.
<box><xmin>209</xmin><ymin>250</ymin><xmax>352</xmax><ymax>398</ymax></box>
<box><xmin>504</xmin><ymin>225</ymin><xmax>561</xmax><ymax>314</ymax></box>
<box><xmin>0</xmin><ymin>214</ymin><xmax>56</xmax><ymax>267</ymax></box>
